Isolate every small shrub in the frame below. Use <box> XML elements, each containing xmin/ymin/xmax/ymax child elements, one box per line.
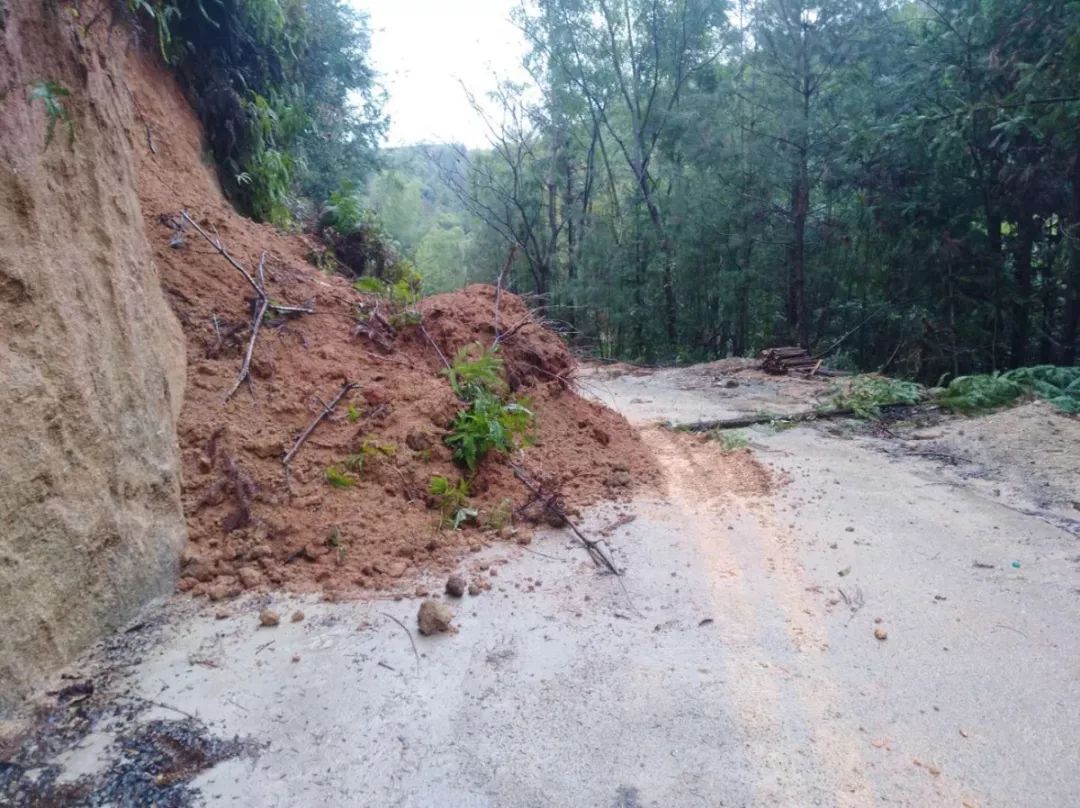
<box><xmin>428</xmin><ymin>475</ymin><xmax>476</xmax><ymax>530</ymax></box>
<box><xmin>444</xmin><ymin>343</ymin><xmax>505</xmax><ymax>400</ymax></box>
<box><xmin>343</xmin><ymin>440</ymin><xmax>396</xmax><ymax>474</ymax></box>
<box><xmin>27</xmin><ymin>80</ymin><xmax>74</xmax><ymax>147</ymax></box>
<box><xmin>445</xmin><ymin>393</ymin><xmax>533</xmax><ymax>471</ymax></box>
<box><xmin>320</xmin><ymin>180</ymin><xmax>363</xmax><ymax>233</ymax></box>
<box><xmin>831</xmin><ymin>375</ymin><xmax>923</xmax><ymax>419</ymax></box>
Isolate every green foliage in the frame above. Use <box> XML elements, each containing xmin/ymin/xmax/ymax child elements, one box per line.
<box><xmin>27</xmin><ymin>80</ymin><xmax>73</xmax><ymax>147</ymax></box>
<box><xmin>831</xmin><ymin>376</ymin><xmax>924</xmax><ymax>419</ymax></box>
<box><xmin>342</xmin><ymin>440</ymin><xmax>397</xmax><ymax>474</ymax></box>
<box><xmin>321</xmin><ymin>181</ymin><xmax>365</xmax><ymax>234</ymax></box>
<box><xmin>361</xmin><ymin>0</ymin><xmax>1080</xmax><ymax>372</ymax></box>
<box><xmin>445</xmin><ymin>393</ymin><xmax>533</xmax><ymax>471</ymax></box>
<box><xmin>444</xmin><ymin>343</ymin><xmax>506</xmax><ymax>400</ymax></box>
<box><xmin>705</xmin><ymin>430</ymin><xmax>749</xmax><ymax>452</ymax></box>
<box><xmin>127</xmin><ymin>0</ymin><xmax>385</xmax><ymax>223</ymax></box>
<box><xmin>937</xmin><ymin>366</ymin><xmax>1080</xmax><ymax>414</ymax></box>
<box><xmin>427</xmin><ymin>475</ymin><xmax>476</xmax><ymax>530</ymax></box>
<box><xmin>346</xmin><ymin>404</ymin><xmax>360</xmax><ymax>423</ymax></box>
<box><xmin>324</xmin><ymin>465</ymin><xmax>356</xmax><ymax>488</ymax></box>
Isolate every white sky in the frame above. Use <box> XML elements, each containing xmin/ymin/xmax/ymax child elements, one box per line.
<box><xmin>353</xmin><ymin>0</ymin><xmax>530</xmax><ymax>148</ymax></box>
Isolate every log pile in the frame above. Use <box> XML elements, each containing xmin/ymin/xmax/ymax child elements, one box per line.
<box><xmin>759</xmin><ymin>346</ymin><xmax>819</xmax><ymax>375</ymax></box>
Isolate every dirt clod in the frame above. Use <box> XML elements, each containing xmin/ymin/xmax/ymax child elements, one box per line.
<box><xmin>259</xmin><ymin>609</ymin><xmax>280</xmax><ymax>627</ymax></box>
<box><xmin>290</xmin><ymin>610</ymin><xmax>305</xmax><ymax>623</ymax></box>
<box><xmin>445</xmin><ymin>574</ymin><xmax>467</xmax><ymax>598</ymax></box>
<box><xmin>468</xmin><ymin>583</ymin><xmax>481</xmax><ymax>596</ymax></box>
<box><xmin>874</xmin><ymin>627</ymin><xmax>888</xmax><ymax>641</ymax></box>
<box><xmin>417</xmin><ymin>599</ymin><xmax>454</xmax><ymax>635</ymax></box>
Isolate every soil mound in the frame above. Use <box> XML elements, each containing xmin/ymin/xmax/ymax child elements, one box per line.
<box><xmin>125</xmin><ymin>51</ymin><xmax>658</xmax><ymax>600</ymax></box>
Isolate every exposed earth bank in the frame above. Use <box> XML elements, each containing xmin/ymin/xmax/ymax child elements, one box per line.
<box><xmin>0</xmin><ymin>2</ymin><xmax>656</xmax><ymax>716</ymax></box>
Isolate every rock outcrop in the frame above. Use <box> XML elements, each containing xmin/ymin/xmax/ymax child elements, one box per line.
<box><xmin>0</xmin><ymin>3</ymin><xmax>186</xmax><ymax>715</ymax></box>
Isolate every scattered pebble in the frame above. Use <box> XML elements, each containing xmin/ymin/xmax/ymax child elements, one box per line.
<box><xmin>259</xmin><ymin>609</ymin><xmax>280</xmax><ymax>628</ymax></box>
<box><xmin>445</xmin><ymin>574</ymin><xmax>467</xmax><ymax>598</ymax></box>
<box><xmin>290</xmin><ymin>610</ymin><xmax>305</xmax><ymax>623</ymax></box>
<box><xmin>874</xmin><ymin>627</ymin><xmax>888</xmax><ymax>641</ymax></box>
<box><xmin>467</xmin><ymin>583</ymin><xmax>481</xmax><ymax>596</ymax></box>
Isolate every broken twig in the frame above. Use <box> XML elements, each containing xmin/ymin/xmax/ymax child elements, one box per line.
<box><xmin>282</xmin><ymin>381</ymin><xmax>358</xmax><ymax>467</ymax></box>
<box><xmin>510</xmin><ymin>464</ymin><xmax>619</xmax><ymax>577</ymax></box>
<box><xmin>225</xmin><ymin>252</ymin><xmax>269</xmax><ymax>400</ymax></box>
<box><xmin>378</xmin><ymin>611</ymin><xmax>420</xmax><ymax>675</ymax></box>
<box><xmin>419</xmin><ymin>320</ymin><xmax>451</xmax><ymax>370</ymax></box>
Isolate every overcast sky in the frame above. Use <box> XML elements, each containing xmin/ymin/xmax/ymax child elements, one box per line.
<box><xmin>354</xmin><ymin>0</ymin><xmax>530</xmax><ymax>148</ymax></box>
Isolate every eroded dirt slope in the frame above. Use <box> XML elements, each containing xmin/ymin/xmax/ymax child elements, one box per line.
<box><xmin>123</xmin><ymin>48</ymin><xmax>658</xmax><ymax>600</ymax></box>
<box><xmin>0</xmin><ymin>2</ymin><xmax>186</xmax><ymax>715</ymax></box>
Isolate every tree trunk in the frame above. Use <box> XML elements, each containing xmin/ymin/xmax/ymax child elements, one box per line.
<box><xmin>788</xmin><ymin>167</ymin><xmax>810</xmax><ymax>348</ymax></box>
<box><xmin>1061</xmin><ymin>165</ymin><xmax>1080</xmax><ymax>364</ymax></box>
<box><xmin>1010</xmin><ymin>212</ymin><xmax>1036</xmax><ymax>367</ymax></box>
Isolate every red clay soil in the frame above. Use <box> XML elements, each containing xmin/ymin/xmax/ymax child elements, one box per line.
<box><xmin>122</xmin><ymin>49</ymin><xmax>658</xmax><ymax>599</ymax></box>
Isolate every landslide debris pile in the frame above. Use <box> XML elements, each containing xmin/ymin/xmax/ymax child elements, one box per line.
<box><xmin>126</xmin><ymin>54</ymin><xmax>656</xmax><ymax>600</ymax></box>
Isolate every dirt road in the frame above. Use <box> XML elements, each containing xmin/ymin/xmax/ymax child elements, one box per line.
<box><xmin>5</xmin><ymin>363</ymin><xmax>1078</xmax><ymax>807</ymax></box>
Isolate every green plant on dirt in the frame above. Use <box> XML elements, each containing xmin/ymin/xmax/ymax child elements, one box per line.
<box><xmin>27</xmin><ymin>80</ymin><xmax>74</xmax><ymax>147</ymax></box>
<box><xmin>706</xmin><ymin>430</ymin><xmax>749</xmax><ymax>452</ymax></box>
<box><xmin>326</xmin><ymin>526</ymin><xmax>347</xmax><ymax>560</ymax></box>
<box><xmin>324</xmin><ymin>464</ymin><xmax>357</xmax><ymax>488</ymax></box>
<box><xmin>428</xmin><ymin>475</ymin><xmax>477</xmax><ymax>530</ymax></box>
<box><xmin>321</xmin><ymin>180</ymin><xmax>364</xmax><ymax>233</ymax></box>
<box><xmin>445</xmin><ymin>393</ymin><xmax>534</xmax><ymax>472</ymax></box>
<box><xmin>936</xmin><ymin>365</ymin><xmax>1080</xmax><ymax>414</ymax></box>
<box><xmin>445</xmin><ymin>343</ymin><xmax>506</xmax><ymax>400</ymax></box>
<box><xmin>354</xmin><ymin>276</ymin><xmax>421</xmax><ymax>310</ymax></box>
<box><xmin>343</xmin><ymin>440</ymin><xmax>396</xmax><ymax>474</ymax></box>
<box><xmin>346</xmin><ymin>404</ymin><xmax>360</xmax><ymax>423</ymax></box>
<box><xmin>830</xmin><ymin>375</ymin><xmax>923</xmax><ymax>419</ymax></box>
<box><xmin>483</xmin><ymin>498</ymin><xmax>514</xmax><ymax>531</ymax></box>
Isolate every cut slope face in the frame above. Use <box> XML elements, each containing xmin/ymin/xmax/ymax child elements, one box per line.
<box><xmin>0</xmin><ymin>6</ymin><xmax>187</xmax><ymax>714</ymax></box>
<box><xmin>124</xmin><ymin>48</ymin><xmax>658</xmax><ymax>598</ymax></box>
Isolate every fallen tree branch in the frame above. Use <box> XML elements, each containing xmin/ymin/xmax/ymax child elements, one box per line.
<box><xmin>673</xmin><ymin>401</ymin><xmax>927</xmax><ymax>432</ymax></box>
<box><xmin>180</xmin><ymin>209</ymin><xmax>314</xmax><ymax>317</ymax></box>
<box><xmin>225</xmin><ymin>252</ymin><xmax>269</xmax><ymax>400</ymax></box>
<box><xmin>419</xmin><ymin>320</ymin><xmax>451</xmax><ymax>370</ymax></box>
<box><xmin>510</xmin><ymin>464</ymin><xmax>620</xmax><ymax>576</ymax></box>
<box><xmin>673</xmin><ymin>408</ymin><xmax>853</xmax><ymax>431</ymax></box>
<box><xmin>181</xmin><ymin>210</ymin><xmax>262</xmax><ymax>298</ymax></box>
<box><xmin>282</xmin><ymin>381</ymin><xmax>358</xmax><ymax>467</ymax></box>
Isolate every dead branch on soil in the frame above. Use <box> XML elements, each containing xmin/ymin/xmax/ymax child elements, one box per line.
<box><xmin>180</xmin><ymin>211</ymin><xmax>314</xmax><ymax>400</ymax></box>
<box><xmin>225</xmin><ymin>252</ymin><xmax>269</xmax><ymax>400</ymax></box>
<box><xmin>282</xmin><ymin>381</ymin><xmax>359</xmax><ymax>468</ymax></box>
<box><xmin>674</xmin><ymin>408</ymin><xmax>855</xmax><ymax>431</ymax></box>
<box><xmin>510</xmin><ymin>464</ymin><xmax>620</xmax><ymax>577</ymax></box>
<box><xmin>673</xmin><ymin>401</ymin><xmax>930</xmax><ymax>432</ymax></box>
<box><xmin>180</xmin><ymin>210</ymin><xmax>315</xmax><ymax>317</ymax></box>
<box><xmin>419</xmin><ymin>320</ymin><xmax>452</xmax><ymax>370</ymax></box>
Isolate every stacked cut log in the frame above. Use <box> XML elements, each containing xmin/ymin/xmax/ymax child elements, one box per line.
<box><xmin>759</xmin><ymin>346</ymin><xmax>818</xmax><ymax>375</ymax></box>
